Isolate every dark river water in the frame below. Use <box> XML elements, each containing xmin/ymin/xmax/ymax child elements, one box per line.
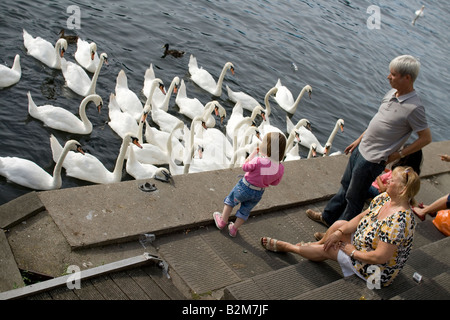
<box><xmin>0</xmin><ymin>0</ymin><xmax>449</xmax><ymax>205</ymax></box>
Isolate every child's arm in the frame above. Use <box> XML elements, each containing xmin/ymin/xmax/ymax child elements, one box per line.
<box><xmin>245</xmin><ymin>146</ymin><xmax>259</xmax><ymax>163</ymax></box>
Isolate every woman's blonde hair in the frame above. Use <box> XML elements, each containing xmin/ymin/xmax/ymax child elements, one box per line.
<box><xmin>394</xmin><ymin>166</ymin><xmax>421</xmax><ymax>206</ymax></box>
<box><xmin>261</xmin><ymin>132</ymin><xmax>287</xmax><ymax>162</ymax></box>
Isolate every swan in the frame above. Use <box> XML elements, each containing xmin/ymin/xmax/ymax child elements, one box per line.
<box><xmin>188</xmin><ymin>54</ymin><xmax>234</xmax><ymax>96</ymax></box>
<box><xmin>61</xmin><ymin>52</ymin><xmax>108</xmax><ymax>97</ymax></box>
<box><xmin>162</xmin><ymin>43</ymin><xmax>185</xmax><ymax>58</ymax></box>
<box><xmin>226</xmin><ymin>85</ymin><xmax>260</xmax><ymax>112</ymax></box>
<box><xmin>307</xmin><ymin>143</ymin><xmax>317</xmax><ymax>159</ymax></box>
<box><xmin>50</xmin><ymin>133</ymin><xmax>142</xmax><ymax>184</ymax></box>
<box><xmin>258</xmin><ymin>87</ymin><xmax>283</xmax><ymax>136</ymax></box>
<box><xmin>0</xmin><ymin>136</ymin><xmax>83</xmax><ymax>190</ymax></box>
<box><xmin>142</xmin><ymin>63</ymin><xmax>179</xmax><ymax>111</ymax></box>
<box><xmin>23</xmin><ymin>29</ymin><xmax>68</xmax><ymax>69</ymax></box>
<box><xmin>412</xmin><ymin>5</ymin><xmax>425</xmax><ymax>25</ymax></box>
<box><xmin>284</xmin><ymin>141</ymin><xmax>301</xmax><ymax>161</ymax></box>
<box><xmin>322</xmin><ymin>119</ymin><xmax>344</xmax><ymax>156</ymax></box>
<box><xmin>0</xmin><ymin>54</ymin><xmax>21</xmax><ymax>88</ymax></box>
<box><xmin>229</xmin><ymin>126</ymin><xmax>261</xmax><ymax>167</ymax></box>
<box><xmin>108</xmin><ymin>93</ymin><xmax>140</xmax><ymax>139</ymax></box>
<box><xmin>175</xmin><ymin>79</ymin><xmax>217</xmax><ymax>127</ymax></box>
<box><xmin>126</xmin><ymin>145</ymin><xmax>172</xmax><ymax>180</ymax></box>
<box><xmin>228</xmin><ymin>105</ymin><xmax>265</xmax><ymax>152</ymax></box>
<box><xmin>75</xmin><ymin>38</ymin><xmax>100</xmax><ymax>73</ymax></box>
<box><xmin>149</xmin><ymin>94</ymin><xmax>184</xmax><ymax>139</ymax></box>
<box><xmin>273</xmin><ymin>79</ymin><xmax>312</xmax><ymax>114</ymax></box>
<box><xmin>166</xmin><ymin>121</ymin><xmax>190</xmax><ymax>175</ymax></box>
<box><xmin>28</xmin><ymin>92</ymin><xmax>102</xmax><ymax>135</ymax></box>
<box><xmin>115</xmin><ymin>69</ymin><xmax>145</xmax><ymax>121</ymax></box>
<box><xmin>285</xmin><ymin>118</ymin><xmax>311</xmax><ymax>155</ymax></box>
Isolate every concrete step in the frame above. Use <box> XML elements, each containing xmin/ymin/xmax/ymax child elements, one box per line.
<box><xmin>221</xmin><ymin>223</ymin><xmax>449</xmax><ymax>300</ymax></box>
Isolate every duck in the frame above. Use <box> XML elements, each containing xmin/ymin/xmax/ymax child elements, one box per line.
<box><xmin>161</xmin><ymin>43</ymin><xmax>185</xmax><ymax>58</ymax></box>
<box><xmin>75</xmin><ymin>38</ymin><xmax>100</xmax><ymax>73</ymax></box>
<box><xmin>126</xmin><ymin>145</ymin><xmax>172</xmax><ymax>180</ymax></box>
<box><xmin>0</xmin><ymin>136</ymin><xmax>84</xmax><ymax>190</ymax></box>
<box><xmin>273</xmin><ymin>79</ymin><xmax>312</xmax><ymax>114</ymax></box>
<box><xmin>50</xmin><ymin>133</ymin><xmax>142</xmax><ymax>184</ymax></box>
<box><xmin>61</xmin><ymin>52</ymin><xmax>108</xmax><ymax>96</ymax></box>
<box><xmin>0</xmin><ymin>54</ymin><xmax>21</xmax><ymax>88</ymax></box>
<box><xmin>175</xmin><ymin>79</ymin><xmax>217</xmax><ymax>128</ymax></box>
<box><xmin>23</xmin><ymin>29</ymin><xmax>68</xmax><ymax>69</ymax></box>
<box><xmin>142</xmin><ymin>63</ymin><xmax>179</xmax><ymax>111</ymax></box>
<box><xmin>28</xmin><ymin>92</ymin><xmax>103</xmax><ymax>135</ymax></box>
<box><xmin>58</xmin><ymin>29</ymin><xmax>78</xmax><ymax>44</ymax></box>
<box><xmin>226</xmin><ymin>85</ymin><xmax>260</xmax><ymax>112</ymax></box>
<box><xmin>114</xmin><ymin>69</ymin><xmax>145</xmax><ymax>121</ymax></box>
<box><xmin>188</xmin><ymin>54</ymin><xmax>234</xmax><ymax>96</ymax></box>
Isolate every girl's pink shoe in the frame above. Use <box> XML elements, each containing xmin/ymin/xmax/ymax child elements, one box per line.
<box><xmin>213</xmin><ymin>212</ymin><xmax>226</xmax><ymax>230</ymax></box>
<box><xmin>228</xmin><ymin>222</ymin><xmax>238</xmax><ymax>237</ymax></box>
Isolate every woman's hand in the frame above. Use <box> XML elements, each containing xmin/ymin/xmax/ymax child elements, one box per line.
<box><xmin>323</xmin><ymin>230</ymin><xmax>342</xmax><ymax>251</ymax></box>
<box><xmin>339</xmin><ymin>242</ymin><xmax>356</xmax><ymax>257</ymax></box>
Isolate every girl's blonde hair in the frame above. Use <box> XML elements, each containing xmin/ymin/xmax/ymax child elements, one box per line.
<box><xmin>261</xmin><ymin>132</ymin><xmax>287</xmax><ymax>162</ymax></box>
<box><xmin>394</xmin><ymin>166</ymin><xmax>421</xmax><ymax>206</ymax></box>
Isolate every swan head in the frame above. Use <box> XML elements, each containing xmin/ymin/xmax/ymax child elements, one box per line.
<box><xmin>155</xmin><ymin>167</ymin><xmax>174</xmax><ymax>184</ymax></box>
<box><xmin>214</xmin><ymin>102</ymin><xmax>227</xmax><ymax>124</ymax></box>
<box><xmin>225</xmin><ymin>62</ymin><xmax>235</xmax><ymax>75</ymax></box>
<box><xmin>85</xmin><ymin>94</ymin><xmax>103</xmax><ymax>113</ymax></box>
<box><xmin>172</xmin><ymin>76</ymin><xmax>180</xmax><ymax>94</ymax></box>
<box><xmin>304</xmin><ymin>85</ymin><xmax>312</xmax><ymax>99</ymax></box>
<box><xmin>100</xmin><ymin>53</ymin><xmax>108</xmax><ymax>65</ymax></box>
<box><xmin>124</xmin><ymin>134</ymin><xmax>143</xmax><ymax>149</ymax></box>
<box><xmin>337</xmin><ymin>119</ymin><xmax>344</xmax><ymax>132</ymax></box>
<box><xmin>65</xmin><ymin>139</ymin><xmax>85</xmax><ymax>155</ymax></box>
<box><xmin>89</xmin><ymin>42</ymin><xmax>97</xmax><ymax>60</ymax></box>
<box><xmin>56</xmin><ymin>38</ymin><xmax>68</xmax><ymax>57</ymax></box>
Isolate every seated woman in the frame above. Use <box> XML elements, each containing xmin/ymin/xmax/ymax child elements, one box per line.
<box><xmin>261</xmin><ymin>166</ymin><xmax>420</xmax><ymax>287</ymax></box>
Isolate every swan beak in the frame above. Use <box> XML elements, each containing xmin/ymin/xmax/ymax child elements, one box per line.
<box><xmin>230</xmin><ymin>66</ymin><xmax>235</xmax><ymax>75</ymax></box>
<box><xmin>295</xmin><ymin>133</ymin><xmax>301</xmax><ymax>142</ymax></box>
<box><xmin>91</xmin><ymin>51</ymin><xmax>95</xmax><ymax>61</ymax></box>
<box><xmin>214</xmin><ymin>106</ymin><xmax>219</xmax><ymax>116</ymax></box>
<box><xmin>141</xmin><ymin>111</ymin><xmax>149</xmax><ymax>123</ymax></box>
<box><xmin>220</xmin><ymin>116</ymin><xmax>225</xmax><ymax>125</ymax></box>
<box><xmin>173</xmin><ymin>85</ymin><xmax>178</xmax><ymax>94</ymax></box>
<box><xmin>76</xmin><ymin>145</ymin><xmax>85</xmax><ymax>155</ymax></box>
<box><xmin>202</xmin><ymin>121</ymin><xmax>207</xmax><ymax>130</ymax></box>
<box><xmin>308</xmin><ymin>91</ymin><xmax>312</xmax><ymax>99</ymax></box>
<box><xmin>159</xmin><ymin>84</ymin><xmax>166</xmax><ymax>95</ymax></box>
<box><xmin>132</xmin><ymin>138</ymin><xmax>143</xmax><ymax>149</ymax></box>
<box><xmin>60</xmin><ymin>48</ymin><xmax>66</xmax><ymax>58</ymax></box>
<box><xmin>97</xmin><ymin>102</ymin><xmax>103</xmax><ymax>113</ymax></box>
<box><xmin>312</xmin><ymin>149</ymin><xmax>317</xmax><ymax>157</ymax></box>
<box><xmin>261</xmin><ymin>113</ymin><xmax>266</xmax><ymax>121</ymax></box>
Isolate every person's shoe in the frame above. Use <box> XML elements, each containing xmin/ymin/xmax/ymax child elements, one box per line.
<box><xmin>213</xmin><ymin>212</ymin><xmax>226</xmax><ymax>230</ymax></box>
<box><xmin>306</xmin><ymin>209</ymin><xmax>329</xmax><ymax>227</ymax></box>
<box><xmin>228</xmin><ymin>222</ymin><xmax>238</xmax><ymax>237</ymax></box>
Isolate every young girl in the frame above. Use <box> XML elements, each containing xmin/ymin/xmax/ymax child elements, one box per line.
<box><xmin>213</xmin><ymin>132</ymin><xmax>287</xmax><ymax>237</ymax></box>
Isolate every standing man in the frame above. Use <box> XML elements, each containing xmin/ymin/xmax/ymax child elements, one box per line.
<box><xmin>307</xmin><ymin>55</ymin><xmax>432</xmax><ymax>227</ymax></box>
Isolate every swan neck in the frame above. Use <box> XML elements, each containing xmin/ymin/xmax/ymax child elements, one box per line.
<box><xmin>113</xmin><ymin>137</ymin><xmax>131</xmax><ymax>178</ymax></box>
<box><xmin>52</xmin><ymin>142</ymin><xmax>75</xmax><ymax>187</ymax></box>
<box><xmin>88</xmin><ymin>56</ymin><xmax>105</xmax><ymax>95</ymax></box>
<box><xmin>79</xmin><ymin>97</ymin><xmax>93</xmax><ymax>130</ymax></box>
<box><xmin>214</xmin><ymin>63</ymin><xmax>231</xmax><ymax>95</ymax></box>
<box><xmin>291</xmin><ymin>87</ymin><xmax>309</xmax><ymax>111</ymax></box>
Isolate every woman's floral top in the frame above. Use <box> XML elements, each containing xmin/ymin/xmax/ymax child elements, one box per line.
<box><xmin>352</xmin><ymin>192</ymin><xmax>416</xmax><ymax>287</ymax></box>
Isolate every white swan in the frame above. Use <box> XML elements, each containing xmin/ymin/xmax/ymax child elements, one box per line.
<box><xmin>0</xmin><ymin>136</ymin><xmax>83</xmax><ymax>190</ymax></box>
<box><xmin>126</xmin><ymin>145</ymin><xmax>172</xmax><ymax>180</ymax></box>
<box><xmin>188</xmin><ymin>54</ymin><xmax>234</xmax><ymax>96</ymax></box>
<box><xmin>175</xmin><ymin>79</ymin><xmax>217</xmax><ymax>128</ymax></box>
<box><xmin>228</xmin><ymin>105</ymin><xmax>265</xmax><ymax>151</ymax></box>
<box><xmin>28</xmin><ymin>92</ymin><xmax>102</xmax><ymax>135</ymax></box>
<box><xmin>75</xmin><ymin>38</ymin><xmax>100</xmax><ymax>73</ymax></box>
<box><xmin>50</xmin><ymin>133</ymin><xmax>142</xmax><ymax>184</ymax></box>
<box><xmin>166</xmin><ymin>121</ymin><xmax>189</xmax><ymax>176</ymax></box>
<box><xmin>226</xmin><ymin>85</ymin><xmax>260</xmax><ymax>112</ymax></box>
<box><xmin>285</xmin><ymin>118</ymin><xmax>311</xmax><ymax>155</ymax></box>
<box><xmin>108</xmin><ymin>93</ymin><xmax>140</xmax><ymax>139</ymax></box>
<box><xmin>114</xmin><ymin>69</ymin><xmax>145</xmax><ymax>121</ymax></box>
<box><xmin>142</xmin><ymin>63</ymin><xmax>179</xmax><ymax>111</ymax></box>
<box><xmin>61</xmin><ymin>52</ymin><xmax>108</xmax><ymax>97</ymax></box>
<box><xmin>322</xmin><ymin>119</ymin><xmax>344</xmax><ymax>156</ymax></box>
<box><xmin>274</xmin><ymin>79</ymin><xmax>312</xmax><ymax>114</ymax></box>
<box><xmin>258</xmin><ymin>87</ymin><xmax>283</xmax><ymax>136</ymax></box>
<box><xmin>307</xmin><ymin>143</ymin><xmax>317</xmax><ymax>159</ymax></box>
<box><xmin>0</xmin><ymin>54</ymin><xmax>21</xmax><ymax>88</ymax></box>
<box><xmin>23</xmin><ymin>29</ymin><xmax>68</xmax><ymax>69</ymax></box>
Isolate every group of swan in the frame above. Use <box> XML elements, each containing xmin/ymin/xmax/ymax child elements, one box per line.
<box><xmin>2</xmin><ymin>29</ymin><xmax>345</xmax><ymax>192</ymax></box>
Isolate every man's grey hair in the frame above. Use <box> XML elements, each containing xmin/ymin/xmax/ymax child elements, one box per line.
<box><xmin>389</xmin><ymin>55</ymin><xmax>421</xmax><ymax>82</ymax></box>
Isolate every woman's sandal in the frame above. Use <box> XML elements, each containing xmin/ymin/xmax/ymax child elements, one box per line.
<box><xmin>260</xmin><ymin>237</ymin><xmax>278</xmax><ymax>252</ymax></box>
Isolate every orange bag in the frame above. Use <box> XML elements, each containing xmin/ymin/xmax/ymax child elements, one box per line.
<box><xmin>433</xmin><ymin>209</ymin><xmax>450</xmax><ymax>237</ymax></box>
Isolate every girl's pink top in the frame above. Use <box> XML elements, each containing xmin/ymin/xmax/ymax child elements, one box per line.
<box><xmin>242</xmin><ymin>157</ymin><xmax>284</xmax><ymax>188</ymax></box>
<box><xmin>372</xmin><ymin>170</ymin><xmax>392</xmax><ymax>190</ymax></box>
